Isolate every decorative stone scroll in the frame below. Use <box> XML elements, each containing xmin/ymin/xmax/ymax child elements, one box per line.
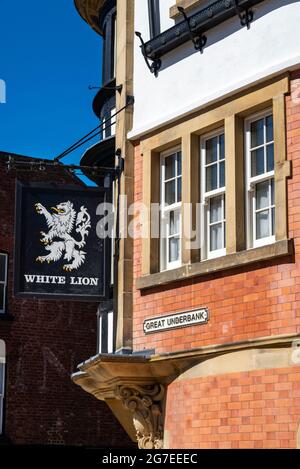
<box><xmin>115</xmin><ymin>384</ymin><xmax>165</xmax><ymax>449</ymax></box>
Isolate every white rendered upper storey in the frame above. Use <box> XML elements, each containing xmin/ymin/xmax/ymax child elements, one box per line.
<box><xmin>129</xmin><ymin>0</ymin><xmax>300</xmax><ymax>140</ymax></box>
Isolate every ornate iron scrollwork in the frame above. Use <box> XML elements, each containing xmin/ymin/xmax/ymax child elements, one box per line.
<box><xmin>233</xmin><ymin>0</ymin><xmax>254</xmax><ymax>29</ymax></box>
<box><xmin>135</xmin><ymin>32</ymin><xmax>162</xmax><ymax>77</ymax></box>
<box><xmin>177</xmin><ymin>6</ymin><xmax>207</xmax><ymax>53</ymax></box>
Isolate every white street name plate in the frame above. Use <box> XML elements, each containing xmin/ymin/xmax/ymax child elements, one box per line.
<box><xmin>143</xmin><ymin>308</ymin><xmax>209</xmax><ymax>335</ymax></box>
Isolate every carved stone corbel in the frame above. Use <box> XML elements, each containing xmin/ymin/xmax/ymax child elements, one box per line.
<box><xmin>115</xmin><ymin>383</ymin><xmax>165</xmax><ymax>449</ymax></box>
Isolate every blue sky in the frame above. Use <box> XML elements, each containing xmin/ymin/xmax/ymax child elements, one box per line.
<box><xmin>0</xmin><ymin>0</ymin><xmax>102</xmax><ymax>184</ymax></box>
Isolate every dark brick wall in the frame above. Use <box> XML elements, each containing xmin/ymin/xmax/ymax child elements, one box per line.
<box><xmin>0</xmin><ymin>154</ymin><xmax>133</xmax><ymax>447</ymax></box>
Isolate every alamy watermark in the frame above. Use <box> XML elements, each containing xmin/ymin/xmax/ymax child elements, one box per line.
<box><xmin>0</xmin><ymin>79</ymin><xmax>6</xmax><ymax>103</ymax></box>
<box><xmin>95</xmin><ymin>197</ymin><xmax>205</xmax><ymax>249</ymax></box>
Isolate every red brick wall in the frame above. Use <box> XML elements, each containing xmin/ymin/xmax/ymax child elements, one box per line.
<box><xmin>164</xmin><ymin>366</ymin><xmax>300</xmax><ymax>449</ymax></box>
<box><xmin>132</xmin><ymin>75</ymin><xmax>300</xmax><ymax>354</ymax></box>
<box><xmin>0</xmin><ymin>155</ymin><xmax>132</xmax><ymax>447</ymax></box>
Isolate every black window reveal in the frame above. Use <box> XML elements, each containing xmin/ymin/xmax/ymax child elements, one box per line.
<box><xmin>0</xmin><ymin>254</ymin><xmax>8</xmax><ymax>314</ymax></box>
<box><xmin>101</xmin><ymin>5</ymin><xmax>117</xmax><ymax>84</ymax></box>
<box><xmin>148</xmin><ymin>0</ymin><xmax>161</xmax><ymax>38</ymax></box>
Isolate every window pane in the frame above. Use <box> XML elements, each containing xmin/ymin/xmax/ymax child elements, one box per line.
<box><xmin>169</xmin><ymin>237</ymin><xmax>180</xmax><ymax>263</ymax></box>
<box><xmin>206</xmin><ymin>137</ymin><xmax>218</xmax><ymax>164</ymax></box>
<box><xmin>206</xmin><ymin>164</ymin><xmax>218</xmax><ymax>192</ymax></box>
<box><xmin>210</xmin><ymin>223</ymin><xmax>223</xmax><ymax>251</ymax></box>
<box><xmin>177</xmin><ymin>152</ymin><xmax>182</xmax><ymax>176</ymax></box>
<box><xmin>169</xmin><ymin>211</ymin><xmax>180</xmax><ymax>236</ymax></box>
<box><xmin>251</xmin><ymin>147</ymin><xmax>265</xmax><ymax>177</ymax></box>
<box><xmin>256</xmin><ymin>210</ymin><xmax>270</xmax><ymax>239</ymax></box>
<box><xmin>256</xmin><ymin>181</ymin><xmax>269</xmax><ymax>210</ymax></box>
<box><xmin>267</xmin><ymin>144</ymin><xmax>274</xmax><ymax>172</ymax></box>
<box><xmin>0</xmin><ymin>286</ymin><xmax>4</xmax><ymax>312</ymax></box>
<box><xmin>219</xmin><ymin>161</ymin><xmax>225</xmax><ymax>188</ymax></box>
<box><xmin>251</xmin><ymin>118</ymin><xmax>264</xmax><ymax>148</ymax></box>
<box><xmin>165</xmin><ymin>180</ymin><xmax>176</xmax><ymax>205</ymax></box>
<box><xmin>219</xmin><ymin>134</ymin><xmax>225</xmax><ymax>160</ymax></box>
<box><xmin>165</xmin><ymin>154</ymin><xmax>176</xmax><ymax>180</ymax></box>
<box><xmin>0</xmin><ymin>256</ymin><xmax>6</xmax><ymax>282</ymax></box>
<box><xmin>271</xmin><ymin>179</ymin><xmax>274</xmax><ymax>205</ymax></box>
<box><xmin>210</xmin><ymin>196</ymin><xmax>223</xmax><ymax>223</ymax></box>
<box><xmin>266</xmin><ymin>115</ymin><xmax>274</xmax><ymax>142</ymax></box>
<box><xmin>272</xmin><ymin>207</ymin><xmax>275</xmax><ymax>236</ymax></box>
<box><xmin>177</xmin><ymin>177</ymin><xmax>182</xmax><ymax>203</ymax></box>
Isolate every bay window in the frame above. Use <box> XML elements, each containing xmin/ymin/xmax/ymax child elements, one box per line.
<box><xmin>246</xmin><ymin>110</ymin><xmax>275</xmax><ymax>248</ymax></box>
<box><xmin>201</xmin><ymin>130</ymin><xmax>226</xmax><ymax>259</ymax></box>
<box><xmin>138</xmin><ymin>77</ymin><xmax>290</xmax><ymax>290</ymax></box>
<box><xmin>160</xmin><ymin>148</ymin><xmax>182</xmax><ymax>271</ymax></box>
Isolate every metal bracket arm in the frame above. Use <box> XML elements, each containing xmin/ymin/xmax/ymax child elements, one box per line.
<box><xmin>177</xmin><ymin>6</ymin><xmax>207</xmax><ymax>54</ymax></box>
<box><xmin>135</xmin><ymin>31</ymin><xmax>162</xmax><ymax>77</ymax></box>
<box><xmin>234</xmin><ymin>0</ymin><xmax>254</xmax><ymax>29</ymax></box>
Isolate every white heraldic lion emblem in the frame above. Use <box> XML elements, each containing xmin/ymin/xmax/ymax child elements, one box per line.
<box><xmin>35</xmin><ymin>201</ymin><xmax>91</xmax><ymax>271</ymax></box>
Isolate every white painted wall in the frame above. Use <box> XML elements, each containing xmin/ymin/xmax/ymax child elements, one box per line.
<box><xmin>129</xmin><ymin>0</ymin><xmax>300</xmax><ymax>139</ymax></box>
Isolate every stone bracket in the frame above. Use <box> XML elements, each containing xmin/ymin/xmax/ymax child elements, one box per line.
<box><xmin>115</xmin><ymin>383</ymin><xmax>165</xmax><ymax>449</ymax></box>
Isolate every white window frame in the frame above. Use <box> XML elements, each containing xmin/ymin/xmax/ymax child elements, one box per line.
<box><xmin>0</xmin><ymin>253</ymin><xmax>8</xmax><ymax>314</ymax></box>
<box><xmin>98</xmin><ymin>310</ymin><xmax>114</xmax><ymax>354</ymax></box>
<box><xmin>102</xmin><ymin>107</ymin><xmax>116</xmax><ymax>140</ymax></box>
<box><xmin>201</xmin><ymin>128</ymin><xmax>226</xmax><ymax>260</ymax></box>
<box><xmin>0</xmin><ymin>340</ymin><xmax>5</xmax><ymax>436</ymax></box>
<box><xmin>245</xmin><ymin>108</ymin><xmax>275</xmax><ymax>249</ymax></box>
<box><xmin>160</xmin><ymin>146</ymin><xmax>182</xmax><ymax>271</ymax></box>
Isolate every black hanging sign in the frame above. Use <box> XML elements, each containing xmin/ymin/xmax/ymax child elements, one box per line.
<box><xmin>14</xmin><ymin>182</ymin><xmax>111</xmax><ymax>301</ymax></box>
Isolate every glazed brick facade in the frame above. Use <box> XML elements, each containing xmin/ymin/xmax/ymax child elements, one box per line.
<box><xmin>165</xmin><ymin>366</ymin><xmax>300</xmax><ymax>449</ymax></box>
<box><xmin>0</xmin><ymin>155</ymin><xmax>132</xmax><ymax>447</ymax></box>
<box><xmin>132</xmin><ymin>75</ymin><xmax>300</xmax><ymax>355</ymax></box>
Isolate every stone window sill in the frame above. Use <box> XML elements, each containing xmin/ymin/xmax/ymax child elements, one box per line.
<box><xmin>136</xmin><ymin>239</ymin><xmax>293</xmax><ymax>291</ymax></box>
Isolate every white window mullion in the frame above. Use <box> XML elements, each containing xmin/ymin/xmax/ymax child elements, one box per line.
<box><xmin>111</xmin><ymin>107</ymin><xmax>116</xmax><ymax>136</ymax></box>
<box><xmin>251</xmin><ymin>189</ymin><xmax>256</xmax><ymax>249</ymax></box>
<box><xmin>264</xmin><ymin>116</ymin><xmax>267</xmax><ymax>174</ymax></box>
<box><xmin>102</xmin><ymin>117</ymin><xmax>106</xmax><ymax>140</ymax></box>
<box><xmin>97</xmin><ymin>310</ymin><xmax>114</xmax><ymax>354</ymax></box>
<box><xmin>107</xmin><ymin>311</ymin><xmax>114</xmax><ymax>354</ymax></box>
<box><xmin>268</xmin><ymin>179</ymin><xmax>272</xmax><ymax>238</ymax></box>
